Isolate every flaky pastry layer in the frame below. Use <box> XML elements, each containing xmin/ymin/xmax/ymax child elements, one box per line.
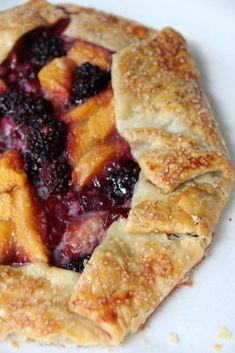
<box><xmin>0</xmin><ymin>263</ymin><xmax>110</xmax><ymax>346</ymax></box>
<box><xmin>0</xmin><ymin>0</ymin><xmax>233</xmax><ymax>347</ymax></box>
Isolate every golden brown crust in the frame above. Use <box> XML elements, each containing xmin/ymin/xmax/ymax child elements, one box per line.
<box><xmin>0</xmin><ymin>263</ymin><xmax>110</xmax><ymax>346</ymax></box>
<box><xmin>127</xmin><ymin>173</ymin><xmax>232</xmax><ymax>245</ymax></box>
<box><xmin>0</xmin><ymin>0</ymin><xmax>66</xmax><ymax>64</ymax></box>
<box><xmin>0</xmin><ymin>0</ymin><xmax>233</xmax><ymax>348</ymax></box>
<box><xmin>113</xmin><ymin>28</ymin><xmax>228</xmax><ymax>151</ymax></box>
<box><xmin>62</xmin><ymin>3</ymin><xmax>157</xmax><ymax>51</ymax></box>
<box><xmin>122</xmin><ymin>127</ymin><xmax>232</xmax><ymax>193</ymax></box>
<box><xmin>0</xmin><ymin>0</ymin><xmax>157</xmax><ymax>65</ymax></box>
<box><xmin>112</xmin><ymin>27</ymin><xmax>233</xmax><ymax>249</ymax></box>
<box><xmin>69</xmin><ymin>220</ymin><xmax>206</xmax><ymax>344</ymax></box>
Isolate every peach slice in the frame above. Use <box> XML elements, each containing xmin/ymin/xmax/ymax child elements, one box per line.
<box><xmin>12</xmin><ymin>184</ymin><xmax>49</xmax><ymax>263</ymax></box>
<box><xmin>0</xmin><ymin>150</ymin><xmax>27</xmax><ymax>192</ymax></box>
<box><xmin>0</xmin><ymin>193</ymin><xmax>12</xmax><ymax>221</ymax></box>
<box><xmin>61</xmin><ymin>87</ymin><xmax>113</xmax><ymax>124</ymax></box>
<box><xmin>68</xmin><ymin>40</ymin><xmax>112</xmax><ymax>72</ymax></box>
<box><xmin>0</xmin><ymin>150</ymin><xmax>49</xmax><ymax>263</ymax></box>
<box><xmin>0</xmin><ymin>221</ymin><xmax>15</xmax><ymax>262</ymax></box>
<box><xmin>38</xmin><ymin>56</ymin><xmax>76</xmax><ymax>106</ymax></box>
<box><xmin>73</xmin><ymin>143</ymin><xmax>121</xmax><ymax>188</ymax></box>
<box><xmin>67</xmin><ymin>97</ymin><xmax>115</xmax><ymax>166</ymax></box>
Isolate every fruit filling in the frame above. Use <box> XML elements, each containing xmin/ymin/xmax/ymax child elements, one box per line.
<box><xmin>0</xmin><ymin>20</ymin><xmax>140</xmax><ymax>272</ymax></box>
<box><xmin>71</xmin><ymin>62</ymin><xmax>111</xmax><ymax>105</ymax></box>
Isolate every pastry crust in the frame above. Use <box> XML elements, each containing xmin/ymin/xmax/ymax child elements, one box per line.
<box><xmin>70</xmin><ymin>26</ymin><xmax>233</xmax><ymax>344</ymax></box>
<box><xmin>62</xmin><ymin>3</ymin><xmax>157</xmax><ymax>51</ymax></box>
<box><xmin>0</xmin><ymin>0</ymin><xmax>233</xmax><ymax>348</ymax></box>
<box><xmin>112</xmin><ymin>27</ymin><xmax>233</xmax><ymax>246</ymax></box>
<box><xmin>0</xmin><ymin>0</ymin><xmax>66</xmax><ymax>64</ymax></box>
<box><xmin>0</xmin><ymin>263</ymin><xmax>110</xmax><ymax>346</ymax></box>
<box><xmin>69</xmin><ymin>219</ymin><xmax>206</xmax><ymax>344</ymax></box>
<box><xmin>127</xmin><ymin>172</ymin><xmax>231</xmax><ymax>245</ymax></box>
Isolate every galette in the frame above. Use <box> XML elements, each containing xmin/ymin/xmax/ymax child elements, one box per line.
<box><xmin>0</xmin><ymin>0</ymin><xmax>233</xmax><ymax>347</ymax></box>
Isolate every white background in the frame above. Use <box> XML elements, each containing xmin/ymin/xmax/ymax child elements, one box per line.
<box><xmin>0</xmin><ymin>0</ymin><xmax>235</xmax><ymax>352</ymax></box>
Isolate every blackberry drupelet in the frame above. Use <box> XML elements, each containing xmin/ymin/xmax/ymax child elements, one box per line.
<box><xmin>39</xmin><ymin>159</ymin><xmax>72</xmax><ymax>195</ymax></box>
<box><xmin>28</xmin><ymin>119</ymin><xmax>66</xmax><ymax>161</ymax></box>
<box><xmin>71</xmin><ymin>62</ymin><xmax>111</xmax><ymax>105</ymax></box>
<box><xmin>29</xmin><ymin>30</ymin><xmax>66</xmax><ymax>65</ymax></box>
<box><xmin>0</xmin><ymin>88</ymin><xmax>26</xmax><ymax>117</ymax></box>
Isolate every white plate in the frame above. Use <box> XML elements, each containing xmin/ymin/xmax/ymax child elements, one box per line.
<box><xmin>0</xmin><ymin>0</ymin><xmax>235</xmax><ymax>352</ymax></box>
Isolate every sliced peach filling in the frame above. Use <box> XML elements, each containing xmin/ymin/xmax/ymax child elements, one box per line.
<box><xmin>67</xmin><ymin>93</ymin><xmax>115</xmax><ymax>163</ymax></box>
<box><xmin>38</xmin><ymin>39</ymin><xmax>118</xmax><ymax>192</ymax></box>
<box><xmin>73</xmin><ymin>143</ymin><xmax>122</xmax><ymax>188</ymax></box>
<box><xmin>61</xmin><ymin>87</ymin><xmax>113</xmax><ymax>124</ymax></box>
<box><xmin>68</xmin><ymin>40</ymin><xmax>112</xmax><ymax>71</ymax></box>
<box><xmin>0</xmin><ymin>150</ymin><xmax>48</xmax><ymax>264</ymax></box>
<box><xmin>38</xmin><ymin>57</ymin><xmax>76</xmax><ymax>107</ymax></box>
<box><xmin>0</xmin><ymin>31</ymin><xmax>140</xmax><ymax>272</ymax></box>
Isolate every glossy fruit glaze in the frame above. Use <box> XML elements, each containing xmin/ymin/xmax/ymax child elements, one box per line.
<box><xmin>0</xmin><ymin>19</ymin><xmax>140</xmax><ymax>271</ymax></box>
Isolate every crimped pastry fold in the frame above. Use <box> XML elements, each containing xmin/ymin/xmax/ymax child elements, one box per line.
<box><xmin>0</xmin><ymin>0</ymin><xmax>233</xmax><ymax>347</ymax></box>
<box><xmin>69</xmin><ymin>28</ymin><xmax>233</xmax><ymax>343</ymax></box>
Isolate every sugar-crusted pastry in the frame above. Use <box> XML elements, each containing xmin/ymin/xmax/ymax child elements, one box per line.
<box><xmin>0</xmin><ymin>0</ymin><xmax>233</xmax><ymax>347</ymax></box>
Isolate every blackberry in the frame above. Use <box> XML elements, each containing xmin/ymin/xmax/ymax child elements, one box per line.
<box><xmin>28</xmin><ymin>119</ymin><xmax>66</xmax><ymax>161</ymax></box>
<box><xmin>105</xmin><ymin>158</ymin><xmax>140</xmax><ymax>199</ymax></box>
<box><xmin>0</xmin><ymin>90</ymin><xmax>66</xmax><ymax>160</ymax></box>
<box><xmin>0</xmin><ymin>90</ymin><xmax>69</xmax><ymax>193</ymax></box>
<box><xmin>39</xmin><ymin>158</ymin><xmax>71</xmax><ymax>196</ymax></box>
<box><xmin>0</xmin><ymin>89</ymin><xmax>26</xmax><ymax>117</ymax></box>
<box><xmin>0</xmin><ymin>89</ymin><xmax>52</xmax><ymax>125</ymax></box>
<box><xmin>24</xmin><ymin>155</ymin><xmax>71</xmax><ymax>197</ymax></box>
<box><xmin>71</xmin><ymin>62</ymin><xmax>110</xmax><ymax>105</ymax></box>
<box><xmin>29</xmin><ymin>31</ymin><xmax>66</xmax><ymax>65</ymax></box>
<box><xmin>17</xmin><ymin>96</ymin><xmax>53</xmax><ymax>125</ymax></box>
<box><xmin>23</xmin><ymin>153</ymin><xmax>42</xmax><ymax>186</ymax></box>
<box><xmin>75</xmin><ymin>156</ymin><xmax>140</xmax><ymax>212</ymax></box>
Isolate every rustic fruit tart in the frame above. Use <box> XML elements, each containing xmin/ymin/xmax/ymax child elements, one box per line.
<box><xmin>0</xmin><ymin>18</ymin><xmax>140</xmax><ymax>271</ymax></box>
<box><xmin>0</xmin><ymin>0</ymin><xmax>233</xmax><ymax>347</ymax></box>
